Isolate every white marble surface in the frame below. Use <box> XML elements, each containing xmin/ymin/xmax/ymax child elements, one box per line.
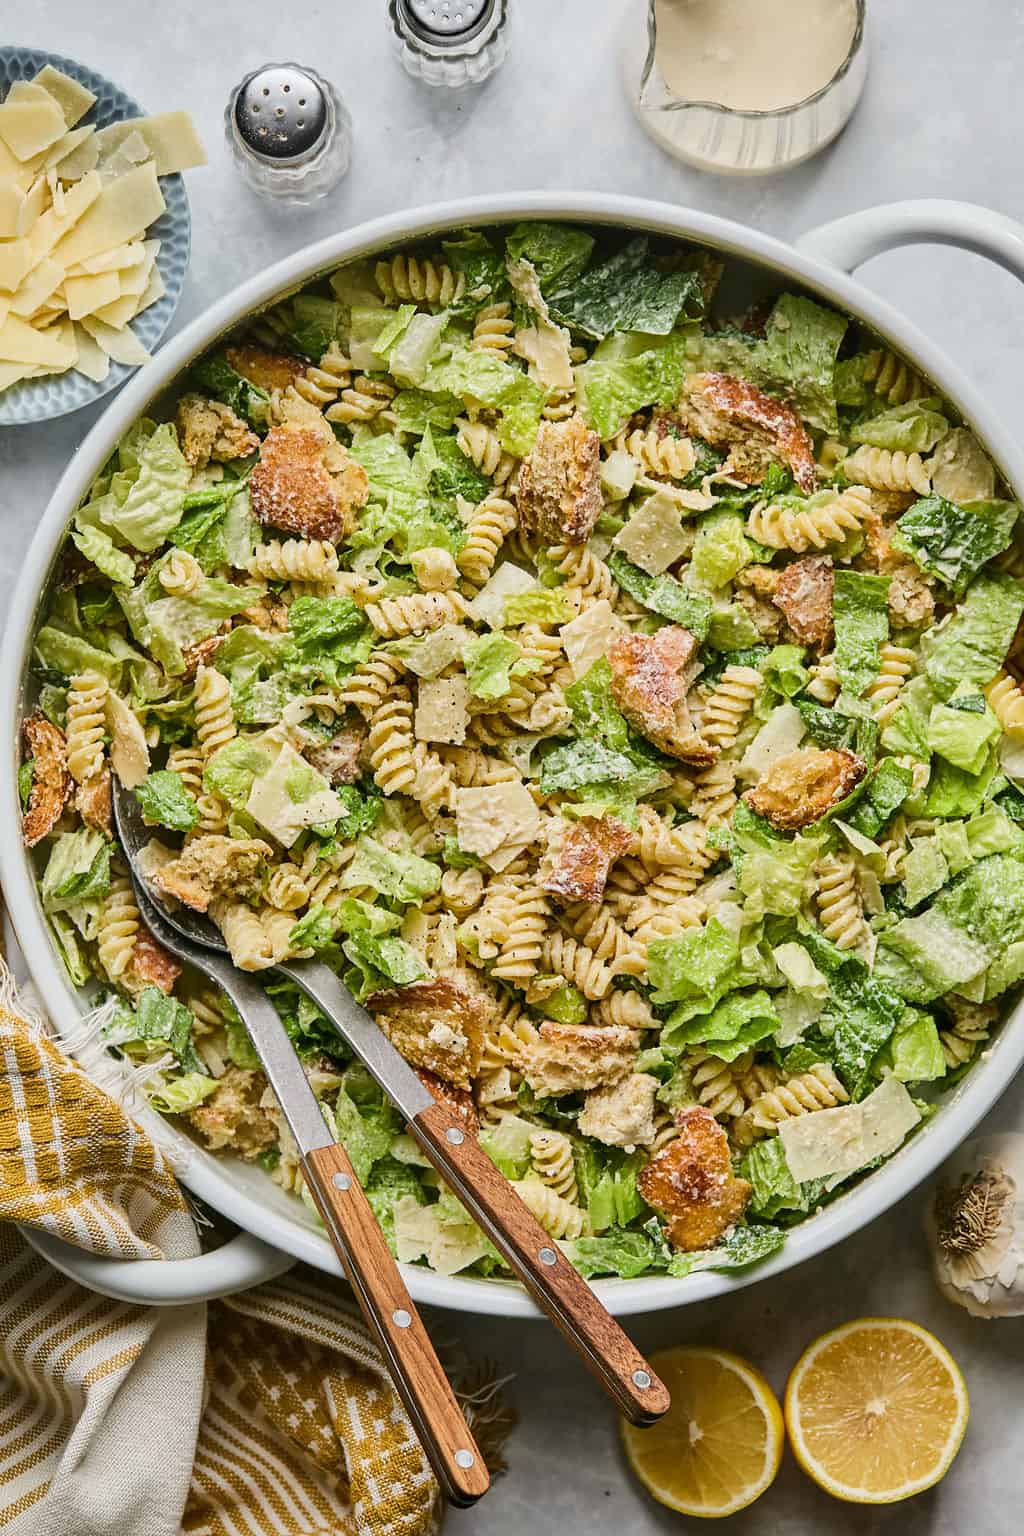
<box><xmin>4</xmin><ymin>2</ymin><xmax>1024</xmax><ymax>1530</ymax></box>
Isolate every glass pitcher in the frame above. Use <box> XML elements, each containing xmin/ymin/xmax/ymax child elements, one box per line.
<box><xmin>623</xmin><ymin>0</ymin><xmax>869</xmax><ymax>176</ymax></box>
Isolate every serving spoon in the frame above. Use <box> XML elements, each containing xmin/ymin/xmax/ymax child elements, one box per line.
<box><xmin>112</xmin><ymin>777</ymin><xmax>670</xmax><ymax>1428</ymax></box>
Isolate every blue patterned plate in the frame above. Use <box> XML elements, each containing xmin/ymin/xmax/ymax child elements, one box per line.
<box><xmin>0</xmin><ymin>47</ymin><xmax>191</xmax><ymax>424</ymax></box>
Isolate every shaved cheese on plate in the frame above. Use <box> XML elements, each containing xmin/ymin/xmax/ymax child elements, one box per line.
<box><xmin>32</xmin><ymin>66</ymin><xmax>96</xmax><ymax>128</ymax></box>
<box><xmin>71</xmin><ymin>240</ymin><xmax>147</xmax><ymax>275</ymax></box>
<box><xmin>41</xmin><ymin>125</ymin><xmax>95</xmax><ymax>172</ymax></box>
<box><xmin>54</xmin><ymin>132</ymin><xmax>101</xmax><ymax>183</ymax></box>
<box><xmin>778</xmin><ymin>1076</ymin><xmax>921</xmax><ymax>1189</ymax></box>
<box><xmin>93</xmin><ymin>112</ymin><xmax>207</xmax><ymax>175</ymax></box>
<box><xmin>0</xmin><ymin>360</ymin><xmax>41</xmax><ymax>390</ymax></box>
<box><xmin>89</xmin><ymin>291</ymin><xmax>139</xmax><ymax>328</ymax></box>
<box><xmin>0</xmin><ymin>178</ymin><xmax>24</xmax><ymax>237</ymax></box>
<box><xmin>28</xmin><ymin>170</ymin><xmax>101</xmax><ymax>262</ymax></box>
<box><xmin>78</xmin><ymin>313</ymin><xmax>150</xmax><ymax>365</ymax></box>
<box><xmin>10</xmin><ymin>258</ymin><xmax>64</xmax><ymax>318</ymax></box>
<box><xmin>15</xmin><ymin>174</ymin><xmax>48</xmax><ymax>236</ymax></box>
<box><xmin>64</xmin><ymin>269</ymin><xmax>121</xmax><ymax>320</ymax></box>
<box><xmin>134</xmin><ymin>263</ymin><xmax>164</xmax><ymax>314</ymax></box>
<box><xmin>0</xmin><ymin>97</ymin><xmax>67</xmax><ymax>162</ymax></box>
<box><xmin>71</xmin><ymin>322</ymin><xmax>110</xmax><ymax>382</ymax></box>
<box><xmin>53</xmin><ymin>162</ymin><xmax>164</xmax><ymax>268</ymax></box>
<box><xmin>0</xmin><ymin>311</ymin><xmax>76</xmax><ymax>366</ymax></box>
<box><xmin>0</xmin><ymin>240</ymin><xmax>31</xmax><ymax>293</ymax></box>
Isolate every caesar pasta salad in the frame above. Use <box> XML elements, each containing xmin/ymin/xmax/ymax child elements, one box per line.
<box><xmin>21</xmin><ymin>220</ymin><xmax>1024</xmax><ymax>1283</ymax></box>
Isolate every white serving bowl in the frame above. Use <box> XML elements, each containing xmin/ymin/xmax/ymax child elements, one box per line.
<box><xmin>5</xmin><ymin>193</ymin><xmax>1024</xmax><ymax>1314</ymax></box>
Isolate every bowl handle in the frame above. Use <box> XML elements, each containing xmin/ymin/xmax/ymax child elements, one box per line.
<box><xmin>796</xmin><ymin>199</ymin><xmax>1024</xmax><ymax>281</ymax></box>
<box><xmin>18</xmin><ymin>1223</ymin><xmax>295</xmax><ymax>1305</ymax></box>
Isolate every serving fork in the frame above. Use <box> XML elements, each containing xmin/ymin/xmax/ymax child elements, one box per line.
<box><xmin>111</xmin><ymin>778</ymin><xmax>670</xmax><ymax>1435</ymax></box>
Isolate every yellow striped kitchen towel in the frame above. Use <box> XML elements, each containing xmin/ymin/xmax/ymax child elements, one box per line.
<box><xmin>0</xmin><ymin>961</ymin><xmax>510</xmax><ymax>1536</ymax></box>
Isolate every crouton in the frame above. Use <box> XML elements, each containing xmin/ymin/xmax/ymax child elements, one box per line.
<box><xmin>181</xmin><ymin>633</ymin><xmax>228</xmax><ymax>682</ymax></box>
<box><xmin>523</xmin><ymin>1021</ymin><xmax>638</xmax><ymax>1097</ymax></box>
<box><xmin>772</xmin><ymin>555</ymin><xmax>834</xmax><ymax>649</ymax></box>
<box><xmin>609</xmin><ymin>626</ymin><xmax>715</xmax><ymax>766</ymax></box>
<box><xmin>539</xmin><ymin>815</ymin><xmax>634</xmax><ymax>906</ymax></box>
<box><xmin>370</xmin><ymin>974</ymin><xmax>487</xmax><ymax>1090</ymax></box>
<box><xmin>744</xmin><ymin>746</ymin><xmax>864</xmax><ymax>831</ymax></box>
<box><xmin>151</xmin><ymin>836</ymin><xmax>271</xmax><ymax>913</ymax></box>
<box><xmin>21</xmin><ymin>713</ymin><xmax>70</xmax><ymax>848</ymax></box>
<box><xmin>130</xmin><ymin>926</ymin><xmax>182</xmax><ymax>995</ymax></box>
<box><xmin>681</xmin><ymin>373</ymin><xmax>817</xmax><ymax>494</ymax></box>
<box><xmin>416</xmin><ymin>1067</ymin><xmax>480</xmax><ymax>1135</ymax></box>
<box><xmin>306</xmin><ymin>725</ymin><xmax>366</xmax><ymax>787</ymax></box>
<box><xmin>175</xmin><ymin>394</ymin><xmax>259</xmax><ymax>470</ymax></box>
<box><xmin>225</xmin><ymin>342</ymin><xmax>307</xmax><ymax>394</ymax></box>
<box><xmin>189</xmin><ymin>1066</ymin><xmax>278</xmax><ymax>1159</ymax></box>
<box><xmin>577</xmin><ymin>1072</ymin><xmax>660</xmax><ymax>1148</ymax></box>
<box><xmin>250</xmin><ymin>425</ymin><xmax>361</xmax><ymax>543</ymax></box>
<box><xmin>887</xmin><ymin>561</ymin><xmax>935</xmax><ymax>628</ymax></box>
<box><xmin>76</xmin><ymin>765</ymin><xmax>112</xmax><ymax>837</ymax></box>
<box><xmin>517</xmin><ymin>414</ymin><xmax>602</xmax><ymax>546</ymax></box>
<box><xmin>638</xmin><ymin>1106</ymin><xmax>752</xmax><ymax>1251</ymax></box>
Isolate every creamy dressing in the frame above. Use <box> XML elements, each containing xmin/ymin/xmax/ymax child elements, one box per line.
<box><xmin>654</xmin><ymin>0</ymin><xmax>858</xmax><ymax>113</ymax></box>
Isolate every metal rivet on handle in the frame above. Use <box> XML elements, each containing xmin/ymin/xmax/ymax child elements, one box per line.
<box><xmin>392</xmin><ymin>1309</ymin><xmax>412</xmax><ymax>1329</ymax></box>
<box><xmin>538</xmin><ymin>1246</ymin><xmax>557</xmax><ymax>1266</ymax></box>
<box><xmin>454</xmin><ymin>1449</ymin><xmax>476</xmax><ymax>1469</ymax></box>
<box><xmin>445</xmin><ymin>1127</ymin><xmax>464</xmax><ymax>1145</ymax></box>
<box><xmin>332</xmin><ymin>1172</ymin><xmax>352</xmax><ymax>1190</ymax></box>
<box><xmin>632</xmin><ymin>1369</ymin><xmax>652</xmax><ymax>1390</ymax></box>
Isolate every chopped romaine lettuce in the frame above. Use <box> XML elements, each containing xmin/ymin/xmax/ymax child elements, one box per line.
<box><xmin>892</xmin><ymin>496</ymin><xmax>1018</xmax><ymax>597</ymax></box>
<box><xmin>832</xmin><ymin>570</ymin><xmax>890</xmax><ymax>696</ymax></box>
<box><xmin>606</xmin><ymin>553</ymin><xmax>713</xmax><ymax>638</ymax></box>
<box><xmin>97</xmin><ymin>423</ymin><xmax>190</xmax><ymax>553</ymax></box>
<box><xmin>546</xmin><ymin>236</ymin><xmax>704</xmax><ymax>340</ymax></box>
<box><xmin>575</xmin><ymin>334</ymin><xmax>689</xmax><ymax>440</ymax></box>
<box><xmin>134</xmin><ymin>769</ymin><xmax>199</xmax><ymax>832</ymax></box>
<box><xmin>504</xmin><ymin>222</ymin><xmax>595</xmax><ymax>292</ymax></box>
<box><xmin>340</xmin><ymin>836</ymin><xmax>441</xmax><ymax>902</ymax></box>
<box><xmin>849</xmin><ymin>399</ymin><xmax>950</xmax><ymax>454</ymax></box>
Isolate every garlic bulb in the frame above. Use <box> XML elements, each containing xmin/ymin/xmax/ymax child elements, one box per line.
<box><xmin>927</xmin><ymin>1134</ymin><xmax>1024</xmax><ymax>1318</ymax></box>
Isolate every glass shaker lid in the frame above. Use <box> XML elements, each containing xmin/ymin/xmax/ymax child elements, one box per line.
<box><xmin>398</xmin><ymin>0</ymin><xmax>494</xmax><ymax>44</ymax></box>
<box><xmin>233</xmin><ymin>66</ymin><xmax>329</xmax><ymax>162</ymax></box>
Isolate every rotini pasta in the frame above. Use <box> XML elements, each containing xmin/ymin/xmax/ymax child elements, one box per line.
<box><xmin>65</xmin><ymin>671</ymin><xmax>108</xmax><ymax>784</ymax></box>
<box><xmin>455</xmin><ymin>417</ymin><xmax>518</xmax><ymax>486</ymax></box>
<box><xmin>529</xmin><ymin>1129</ymin><xmax>579</xmax><ymax>1203</ymax></box>
<box><xmin>367</xmin><ymin>690</ymin><xmax>418</xmax><ymax>796</ymax></box>
<box><xmin>159</xmin><ymin>549</ymin><xmax>203</xmax><ymax>597</ymax></box>
<box><xmin>338</xmin><ymin>652</ymin><xmax>407</xmax><ymax>716</ymax></box>
<box><xmin>814</xmin><ymin>854</ymin><xmax>868</xmax><ymax>952</ymax></box>
<box><xmin>615</xmin><ymin>427</ymin><xmax>696</xmax><ymax>480</ymax></box>
<box><xmin>735</xmin><ymin>1064</ymin><xmax>849</xmax><ymax>1143</ymax></box>
<box><xmin>365</xmin><ymin>590</ymin><xmax>471</xmax><ymax>638</ymax></box>
<box><xmin>862</xmin><ymin>347</ymin><xmax>928</xmax><ymax>405</ymax></box>
<box><xmin>97</xmin><ymin>869</ymin><xmax>139</xmax><ymax>981</ymax></box>
<box><xmin>865</xmin><ymin>643</ymin><xmax>915</xmax><ymax>725</ymax></box>
<box><xmin>541</xmin><ymin>933</ymin><xmax>612</xmax><ymax>1000</ymax></box>
<box><xmin>511</xmin><ymin>1177</ymin><xmax>587</xmax><ymax>1240</ymax></box>
<box><xmin>701</xmin><ymin>665</ymin><xmax>762</xmax><ymax>751</ymax></box>
<box><xmin>376</xmin><ymin>253</ymin><xmax>465</xmax><ymax>308</ymax></box>
<box><xmin>458</xmin><ymin>497</ymin><xmax>518</xmax><ymax>585</ymax></box>
<box><xmin>194</xmin><ymin>665</ymin><xmax>236</xmax><ymax>759</ymax></box>
<box><xmin>843</xmin><ymin>444</ymin><xmax>931</xmax><ymax>497</ymax></box>
<box><xmin>249</xmin><ymin>538</ymin><xmax>340</xmax><ymax>584</ymax></box>
<box><xmin>470</xmin><ymin>301</ymin><xmax>516</xmax><ymax>355</ymax></box>
<box><xmin>748</xmin><ymin>485</ymin><xmax>873</xmax><ymax>552</ymax></box>
<box><xmin>986</xmin><ymin>671</ymin><xmax>1024</xmax><ymax>740</ymax></box>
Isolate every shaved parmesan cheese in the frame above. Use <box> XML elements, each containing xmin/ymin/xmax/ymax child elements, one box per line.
<box><xmin>41</xmin><ymin>125</ymin><xmax>95</xmax><ymax>172</ymax></box>
<box><xmin>0</xmin><ymin>311</ymin><xmax>76</xmax><ymax>366</ymax></box>
<box><xmin>415</xmin><ymin>677</ymin><xmax>470</xmax><ymax>745</ymax></box>
<box><xmin>54</xmin><ymin>132</ymin><xmax>101</xmax><ymax>182</ymax></box>
<box><xmin>560</xmin><ymin>599</ymin><xmax>626</xmax><ymax>681</ymax></box>
<box><xmin>779</xmin><ymin>1075</ymin><xmax>921</xmax><ymax>1189</ymax></box>
<box><xmin>135</xmin><ymin>264</ymin><xmax>164</xmax><ymax>314</ymax></box>
<box><xmin>90</xmin><ymin>291</ymin><xmax>140</xmax><ymax>329</ymax></box>
<box><xmin>15</xmin><ymin>174</ymin><xmax>48</xmax><ymax>236</ymax></box>
<box><xmin>53</xmin><ymin>162</ymin><xmax>164</xmax><ymax>268</ymax></box>
<box><xmin>28</xmin><ymin>170</ymin><xmax>101</xmax><ymax>262</ymax></box>
<box><xmin>10</xmin><ymin>258</ymin><xmax>63</xmax><ymax>317</ymax></box>
<box><xmin>72</xmin><ymin>240</ymin><xmax>147</xmax><ymax>275</ymax></box>
<box><xmin>0</xmin><ymin>97</ymin><xmax>67</xmax><ymax>161</ymax></box>
<box><xmin>612</xmin><ymin>488</ymin><xmax>693</xmax><ymax>576</ymax></box>
<box><xmin>0</xmin><ymin>178</ymin><xmax>24</xmax><ymax>237</ymax></box>
<box><xmin>71</xmin><ymin>322</ymin><xmax>110</xmax><ymax>382</ymax></box>
<box><xmin>32</xmin><ymin>66</ymin><xmax>97</xmax><ymax>128</ymax></box>
<box><xmin>64</xmin><ymin>269</ymin><xmax>121</xmax><ymax>320</ymax></box>
<box><xmin>78</xmin><ymin>314</ymin><xmax>150</xmax><ymax>365</ymax></box>
<box><xmin>0</xmin><ymin>239</ymin><xmax>31</xmax><ymax>293</ymax></box>
<box><xmin>0</xmin><ymin>359</ymin><xmax>39</xmax><ymax>390</ymax></box>
<box><xmin>93</xmin><ymin>112</ymin><xmax>207</xmax><ymax>175</ymax></box>
<box><xmin>455</xmin><ymin>782</ymin><xmax>542</xmax><ymax>858</ymax></box>
<box><xmin>470</xmin><ymin>562</ymin><xmax>538</xmax><ymax>628</ymax></box>
<box><xmin>738</xmin><ymin>701</ymin><xmax>806</xmax><ymax>782</ymax></box>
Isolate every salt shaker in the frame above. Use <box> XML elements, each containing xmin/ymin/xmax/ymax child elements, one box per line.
<box><xmin>225</xmin><ymin>64</ymin><xmax>353</xmax><ymax>205</ymax></box>
<box><xmin>388</xmin><ymin>0</ymin><xmax>510</xmax><ymax>88</ymax></box>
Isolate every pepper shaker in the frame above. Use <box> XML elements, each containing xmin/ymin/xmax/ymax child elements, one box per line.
<box><xmin>225</xmin><ymin>64</ymin><xmax>353</xmax><ymax>205</ymax></box>
<box><xmin>388</xmin><ymin>0</ymin><xmax>511</xmax><ymax>88</ymax></box>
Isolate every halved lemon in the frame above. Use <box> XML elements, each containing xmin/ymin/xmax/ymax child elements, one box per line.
<box><xmin>785</xmin><ymin>1318</ymin><xmax>969</xmax><ymax>1504</ymax></box>
<box><xmin>621</xmin><ymin>1346</ymin><xmax>784</xmax><ymax>1518</ymax></box>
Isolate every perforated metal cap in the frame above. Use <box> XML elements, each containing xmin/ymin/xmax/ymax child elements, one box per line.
<box><xmin>398</xmin><ymin>0</ymin><xmax>494</xmax><ymax>45</ymax></box>
<box><xmin>233</xmin><ymin>65</ymin><xmax>329</xmax><ymax>163</ymax></box>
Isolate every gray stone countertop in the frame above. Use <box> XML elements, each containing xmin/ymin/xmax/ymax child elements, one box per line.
<box><xmin>3</xmin><ymin>1</ymin><xmax>1024</xmax><ymax>1529</ymax></box>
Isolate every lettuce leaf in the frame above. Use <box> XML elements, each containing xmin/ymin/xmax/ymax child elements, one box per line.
<box><xmin>832</xmin><ymin>570</ymin><xmax>890</xmax><ymax>697</ymax></box>
<box><xmin>41</xmin><ymin>829</ymin><xmax>111</xmax><ymax>913</ymax></box>
<box><xmin>546</xmin><ymin>236</ymin><xmax>704</xmax><ymax>340</ymax></box>
<box><xmin>149</xmin><ymin>1072</ymin><xmax>219</xmax><ymax>1114</ymax></box>
<box><xmin>364</xmin><ymin>1157</ymin><xmax>427</xmax><ymax>1251</ymax></box>
<box><xmin>287</xmin><ymin>595</ymin><xmax>372</xmax><ymax>687</ymax></box>
<box><xmin>97</xmin><ymin>423</ymin><xmax>190</xmax><ymax>552</ymax></box>
<box><xmin>922</xmin><ymin>575</ymin><xmax>1024</xmax><ymax>699</ymax></box>
<box><xmin>504</xmin><ymin>588</ymin><xmax>575</xmax><ymax>626</ymax></box>
<box><xmin>340</xmin><ymin>836</ymin><xmax>441</xmax><ymax>902</ymax></box>
<box><xmin>71</xmin><ymin>521</ymin><xmax>136</xmax><ymax>586</ymax></box>
<box><xmin>667</xmin><ymin>1223</ymin><xmax>786</xmax><ymax>1276</ymax></box>
<box><xmin>462</xmin><ymin>632</ymin><xmax>522</xmax><ymax>700</ymax></box>
<box><xmin>740</xmin><ymin>1138</ymin><xmax>807</xmax><ymax>1219</ymax></box>
<box><xmin>134</xmin><ymin>770</ymin><xmax>199</xmax><ymax>832</ymax></box>
<box><xmin>504</xmin><ymin>222</ymin><xmax>595</xmax><ymax>292</ymax></box>
<box><xmin>757</xmin><ymin>294</ymin><xmax>848</xmax><ymax>434</ymax></box>
<box><xmin>390</xmin><ymin>388</ymin><xmax>463</xmax><ymax>435</ymax></box>
<box><xmin>849</xmin><ymin>399</ymin><xmax>950</xmax><ymax>454</ymax></box>
<box><xmin>606</xmin><ymin>553</ymin><xmax>713</xmax><ymax>638</ymax></box>
<box><xmin>422</xmin><ymin>349</ymin><xmax>544</xmax><ymax>456</ymax></box>
<box><xmin>665</xmin><ymin>989</ymin><xmax>779</xmax><ymax>1062</ymax></box>
<box><xmin>129</xmin><ymin>986</ymin><xmax>208</xmax><ymax>1077</ymax></box>
<box><xmin>563</xmin><ymin>658</ymin><xmax>631</xmax><ymax>749</ymax></box>
<box><xmin>575</xmin><ymin>334</ymin><xmax>688</xmax><ymax>440</ymax></box>
<box><xmin>539</xmin><ymin>739</ymin><xmax>666</xmax><ymax>800</ymax></box>
<box><xmin>188</xmin><ymin>352</ymin><xmax>270</xmax><ymax>429</ymax></box>
<box><xmin>441</xmin><ymin>229</ymin><xmax>507</xmax><ymax>313</ymax></box>
<box><xmin>927</xmin><ymin>700</ymin><xmax>1000</xmax><ymax>774</ymax></box>
<box><xmin>562</xmin><ymin>1229</ymin><xmax>665</xmax><ymax>1280</ymax></box>
<box><xmin>892</xmin><ymin>496</ymin><xmax>1018</xmax><ymax>597</ymax></box>
<box><xmin>885</xmin><ymin>1009</ymin><xmax>947</xmax><ymax>1082</ymax></box>
<box><xmin>648</xmin><ymin>917</ymin><xmax>740</xmax><ymax>1007</ymax></box>
<box><xmin>690</xmin><ymin>512</ymin><xmax>752</xmax><ymax>589</ymax></box>
<box><xmin>848</xmin><ymin>758</ymin><xmax>914</xmax><ymax>838</ymax></box>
